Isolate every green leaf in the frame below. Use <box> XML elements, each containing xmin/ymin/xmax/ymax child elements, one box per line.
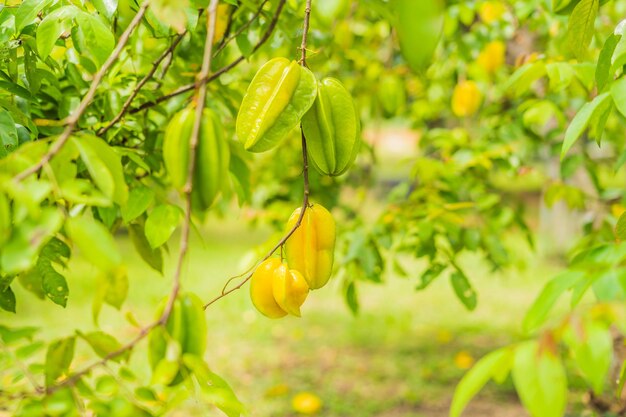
<box><xmin>512</xmin><ymin>341</ymin><xmax>567</xmax><ymax>417</ymax></box>
<box><xmin>565</xmin><ymin>321</ymin><xmax>612</xmax><ymax>394</ymax></box>
<box><xmin>15</xmin><ymin>0</ymin><xmax>55</xmax><ymax>32</ymax></box>
<box><xmin>0</xmin><ymin>108</ymin><xmax>17</xmax><ymax>159</ymax></box>
<box><xmin>73</xmin><ymin>12</ymin><xmax>115</xmax><ymax>67</ymax></box>
<box><xmin>561</xmin><ymin>92</ymin><xmax>611</xmax><ymax>158</ymax></box>
<box><xmin>145</xmin><ymin>204</ymin><xmax>183</xmax><ymax>249</ymax></box>
<box><xmin>77</xmin><ymin>331</ymin><xmax>127</xmax><ymax>362</ymax></box>
<box><xmin>506</xmin><ymin>62</ymin><xmax>547</xmax><ymax>97</ymax></box>
<box><xmin>391</xmin><ymin>0</ymin><xmax>443</xmax><ymax>73</ymax></box>
<box><xmin>41</xmin><ymin>269</ymin><xmax>69</xmax><ymax>308</ymax></box>
<box><xmin>611</xmin><ymin>77</ymin><xmax>626</xmax><ymax>118</ymax></box>
<box><xmin>1</xmin><ymin>208</ymin><xmax>63</xmax><ymax>275</ymax></box>
<box><xmin>128</xmin><ymin>222</ymin><xmax>163</xmax><ymax>273</ymax></box>
<box><xmin>523</xmin><ymin>271</ymin><xmax>585</xmax><ymax>333</ymax></box>
<box><xmin>45</xmin><ymin>337</ymin><xmax>76</xmax><ymax>386</ymax></box>
<box><xmin>617</xmin><ymin>212</ymin><xmax>626</xmax><ymax>241</ymax></box>
<box><xmin>121</xmin><ymin>186</ymin><xmax>154</xmax><ymax>223</ymax></box>
<box><xmin>567</xmin><ymin>0</ymin><xmax>599</xmax><ymax>60</ymax></box>
<box><xmin>92</xmin><ymin>0</ymin><xmax>118</xmax><ymax>20</ymax></box>
<box><xmin>596</xmin><ymin>34</ymin><xmax>620</xmax><ymax>91</ymax></box>
<box><xmin>182</xmin><ymin>354</ymin><xmax>245</xmax><ymax>417</ymax></box>
<box><xmin>0</xmin><ymin>286</ymin><xmax>16</xmax><ymax>313</ymax></box>
<box><xmin>149</xmin><ymin>0</ymin><xmax>190</xmax><ymax>34</ymax></box>
<box><xmin>72</xmin><ymin>135</ymin><xmax>128</xmax><ymax>205</ymax></box>
<box><xmin>450</xmin><ymin>348</ymin><xmax>512</xmax><ymax>417</ymax></box>
<box><xmin>36</xmin><ymin>6</ymin><xmax>80</xmax><ymax>60</ymax></box>
<box><xmin>66</xmin><ymin>216</ymin><xmax>122</xmax><ymax>271</ymax></box>
<box><xmin>417</xmin><ymin>262</ymin><xmax>446</xmax><ymax>290</ymax></box>
<box><xmin>450</xmin><ymin>270</ymin><xmax>477</xmax><ymax>310</ymax></box>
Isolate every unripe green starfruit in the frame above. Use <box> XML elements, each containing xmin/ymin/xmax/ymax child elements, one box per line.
<box><xmin>285</xmin><ymin>204</ymin><xmax>336</xmax><ymax>290</ymax></box>
<box><xmin>379</xmin><ymin>74</ymin><xmax>406</xmax><ymax>117</ymax></box>
<box><xmin>162</xmin><ymin>106</ymin><xmax>230</xmax><ymax>211</ymax></box>
<box><xmin>302</xmin><ymin>78</ymin><xmax>361</xmax><ymax>176</ymax></box>
<box><xmin>236</xmin><ymin>57</ymin><xmax>317</xmax><ymax>153</ymax></box>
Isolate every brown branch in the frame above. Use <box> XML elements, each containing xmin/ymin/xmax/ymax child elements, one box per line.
<box><xmin>129</xmin><ymin>0</ymin><xmax>287</xmax><ymax>115</ymax></box>
<box><xmin>46</xmin><ymin>1</ymin><xmax>222</xmax><ymax>396</ymax></box>
<box><xmin>97</xmin><ymin>31</ymin><xmax>187</xmax><ymax>136</ymax></box>
<box><xmin>299</xmin><ymin>0</ymin><xmax>312</xmax><ymax>66</ymax></box>
<box><xmin>204</xmin><ymin>0</ymin><xmax>314</xmax><ymax>310</ymax></box>
<box><xmin>12</xmin><ymin>1</ymin><xmax>150</xmax><ymax>183</ymax></box>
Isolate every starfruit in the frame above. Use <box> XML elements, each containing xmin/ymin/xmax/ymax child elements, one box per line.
<box><xmin>302</xmin><ymin>78</ymin><xmax>361</xmax><ymax>176</ymax></box>
<box><xmin>162</xmin><ymin>106</ymin><xmax>230</xmax><ymax>211</ymax></box>
<box><xmin>477</xmin><ymin>41</ymin><xmax>506</xmax><ymax>73</ymax></box>
<box><xmin>148</xmin><ymin>293</ymin><xmax>208</xmax><ymax>385</ymax></box>
<box><xmin>250</xmin><ymin>258</ymin><xmax>309</xmax><ymax>318</ymax></box>
<box><xmin>451</xmin><ymin>80</ymin><xmax>482</xmax><ymax>117</ymax></box>
<box><xmin>272</xmin><ymin>263</ymin><xmax>309</xmax><ymax>317</ymax></box>
<box><xmin>379</xmin><ymin>74</ymin><xmax>406</xmax><ymax>117</ymax></box>
<box><xmin>236</xmin><ymin>57</ymin><xmax>318</xmax><ymax>153</ymax></box>
<box><xmin>285</xmin><ymin>204</ymin><xmax>336</xmax><ymax>290</ymax></box>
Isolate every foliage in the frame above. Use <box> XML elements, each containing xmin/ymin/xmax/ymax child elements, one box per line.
<box><xmin>1</xmin><ymin>0</ymin><xmax>626</xmax><ymax>416</ymax></box>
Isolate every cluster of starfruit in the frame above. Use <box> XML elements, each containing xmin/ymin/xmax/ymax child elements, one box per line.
<box><xmin>250</xmin><ymin>204</ymin><xmax>336</xmax><ymax>318</ymax></box>
<box><xmin>236</xmin><ymin>57</ymin><xmax>361</xmax><ymax>175</ymax></box>
<box><xmin>162</xmin><ymin>106</ymin><xmax>230</xmax><ymax>211</ymax></box>
<box><xmin>147</xmin><ymin>293</ymin><xmax>208</xmax><ymax>386</ymax></box>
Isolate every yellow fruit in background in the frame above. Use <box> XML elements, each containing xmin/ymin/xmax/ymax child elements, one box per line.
<box><xmin>451</xmin><ymin>80</ymin><xmax>482</xmax><ymax>117</ymax></box>
<box><xmin>477</xmin><ymin>40</ymin><xmax>506</xmax><ymax>73</ymax></box>
<box><xmin>272</xmin><ymin>264</ymin><xmax>309</xmax><ymax>317</ymax></box>
<box><xmin>250</xmin><ymin>259</ymin><xmax>287</xmax><ymax>319</ymax></box>
<box><xmin>213</xmin><ymin>4</ymin><xmax>231</xmax><ymax>44</ymax></box>
<box><xmin>454</xmin><ymin>351</ymin><xmax>475</xmax><ymax>370</ymax></box>
<box><xmin>285</xmin><ymin>204</ymin><xmax>336</xmax><ymax>290</ymax></box>
<box><xmin>292</xmin><ymin>392</ymin><xmax>322</xmax><ymax>415</ymax></box>
<box><xmin>478</xmin><ymin>1</ymin><xmax>506</xmax><ymax>24</ymax></box>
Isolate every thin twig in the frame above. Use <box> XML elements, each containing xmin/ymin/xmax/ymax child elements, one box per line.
<box><xmin>211</xmin><ymin>0</ymin><xmax>269</xmax><ymax>58</ymax></box>
<box><xmin>129</xmin><ymin>0</ymin><xmax>287</xmax><ymax>114</ymax></box>
<box><xmin>204</xmin><ymin>0</ymin><xmax>314</xmax><ymax>310</ymax></box>
<box><xmin>299</xmin><ymin>0</ymin><xmax>312</xmax><ymax>66</ymax></box>
<box><xmin>13</xmin><ymin>1</ymin><xmax>150</xmax><ymax>183</ymax></box>
<box><xmin>46</xmin><ymin>2</ymin><xmax>222</xmax><ymax>395</ymax></box>
<box><xmin>204</xmin><ymin>130</ymin><xmax>311</xmax><ymax>309</ymax></box>
<box><xmin>97</xmin><ymin>31</ymin><xmax>187</xmax><ymax>136</ymax></box>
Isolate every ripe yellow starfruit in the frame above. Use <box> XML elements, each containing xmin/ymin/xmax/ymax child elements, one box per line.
<box><xmin>162</xmin><ymin>106</ymin><xmax>230</xmax><ymax>211</ymax></box>
<box><xmin>236</xmin><ymin>58</ymin><xmax>317</xmax><ymax>153</ymax></box>
<box><xmin>272</xmin><ymin>263</ymin><xmax>309</xmax><ymax>317</ymax></box>
<box><xmin>250</xmin><ymin>258</ymin><xmax>309</xmax><ymax>318</ymax></box>
<box><xmin>478</xmin><ymin>1</ymin><xmax>506</xmax><ymax>24</ymax></box>
<box><xmin>285</xmin><ymin>204</ymin><xmax>336</xmax><ymax>290</ymax></box>
<box><xmin>302</xmin><ymin>77</ymin><xmax>361</xmax><ymax>176</ymax></box>
<box><xmin>477</xmin><ymin>40</ymin><xmax>506</xmax><ymax>73</ymax></box>
<box><xmin>451</xmin><ymin>80</ymin><xmax>482</xmax><ymax>117</ymax></box>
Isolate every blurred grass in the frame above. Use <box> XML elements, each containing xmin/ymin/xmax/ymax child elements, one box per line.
<box><xmin>7</xmin><ymin>213</ymin><xmax>579</xmax><ymax>417</ymax></box>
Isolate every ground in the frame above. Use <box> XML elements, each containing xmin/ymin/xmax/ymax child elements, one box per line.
<box><xmin>8</xmin><ymin>212</ymin><xmax>593</xmax><ymax>416</ymax></box>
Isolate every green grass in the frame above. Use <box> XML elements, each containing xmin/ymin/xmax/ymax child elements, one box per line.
<box><xmin>7</xmin><ymin>217</ymin><xmax>576</xmax><ymax>417</ymax></box>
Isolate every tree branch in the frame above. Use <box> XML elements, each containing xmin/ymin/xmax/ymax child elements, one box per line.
<box><xmin>45</xmin><ymin>1</ymin><xmax>222</xmax><ymax>395</ymax></box>
<box><xmin>13</xmin><ymin>1</ymin><xmax>150</xmax><ymax>183</ymax></box>
<box><xmin>129</xmin><ymin>0</ymin><xmax>286</xmax><ymax>114</ymax></box>
<box><xmin>97</xmin><ymin>31</ymin><xmax>187</xmax><ymax>136</ymax></box>
<box><xmin>204</xmin><ymin>0</ymin><xmax>314</xmax><ymax>310</ymax></box>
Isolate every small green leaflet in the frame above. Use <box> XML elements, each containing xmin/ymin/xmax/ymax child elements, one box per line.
<box><xmin>567</xmin><ymin>0</ymin><xmax>599</xmax><ymax>60</ymax></box>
